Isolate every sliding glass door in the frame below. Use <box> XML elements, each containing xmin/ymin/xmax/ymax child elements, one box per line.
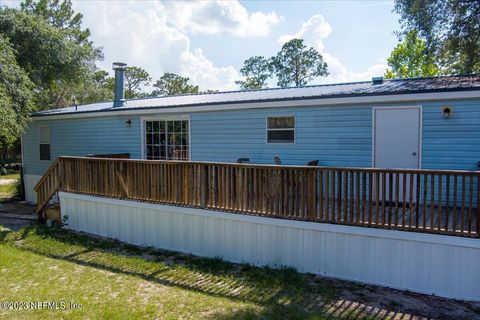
<box><xmin>145</xmin><ymin>120</ymin><xmax>189</xmax><ymax>160</ymax></box>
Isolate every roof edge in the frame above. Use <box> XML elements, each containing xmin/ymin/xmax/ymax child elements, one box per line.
<box><xmin>30</xmin><ymin>88</ymin><xmax>480</xmax><ymax>120</ymax></box>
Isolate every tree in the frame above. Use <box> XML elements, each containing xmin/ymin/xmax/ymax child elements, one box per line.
<box><xmin>152</xmin><ymin>73</ymin><xmax>199</xmax><ymax>96</ymax></box>
<box><xmin>272</xmin><ymin>39</ymin><xmax>328</xmax><ymax>87</ymax></box>
<box><xmin>0</xmin><ymin>35</ymin><xmax>34</xmax><ymax>154</ymax></box>
<box><xmin>124</xmin><ymin>66</ymin><xmax>151</xmax><ymax>98</ymax></box>
<box><xmin>394</xmin><ymin>0</ymin><xmax>480</xmax><ymax>74</ymax></box>
<box><xmin>20</xmin><ymin>0</ymin><xmax>103</xmax><ymax>106</ymax></box>
<box><xmin>71</xmin><ymin>69</ymin><xmax>114</xmax><ymax>105</ymax></box>
<box><xmin>235</xmin><ymin>56</ymin><xmax>273</xmax><ymax>90</ymax></box>
<box><xmin>0</xmin><ymin>7</ymin><xmax>100</xmax><ymax>109</ymax></box>
<box><xmin>21</xmin><ymin>0</ymin><xmax>97</xmax><ymax>48</ymax></box>
<box><xmin>385</xmin><ymin>30</ymin><xmax>440</xmax><ymax>79</ymax></box>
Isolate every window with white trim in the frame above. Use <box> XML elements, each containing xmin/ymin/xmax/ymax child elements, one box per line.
<box><xmin>39</xmin><ymin>125</ymin><xmax>51</xmax><ymax>160</ymax></box>
<box><xmin>145</xmin><ymin>120</ymin><xmax>189</xmax><ymax>160</ymax></box>
<box><xmin>267</xmin><ymin>116</ymin><xmax>295</xmax><ymax>143</ymax></box>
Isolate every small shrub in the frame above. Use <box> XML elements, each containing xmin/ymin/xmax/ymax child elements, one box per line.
<box><xmin>0</xmin><ymin>167</ymin><xmax>6</xmax><ymax>175</ymax></box>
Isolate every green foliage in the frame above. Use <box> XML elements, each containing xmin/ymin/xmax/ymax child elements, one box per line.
<box><xmin>19</xmin><ymin>0</ymin><xmax>105</xmax><ymax>106</ymax></box>
<box><xmin>73</xmin><ymin>69</ymin><xmax>114</xmax><ymax>104</ymax></box>
<box><xmin>394</xmin><ymin>0</ymin><xmax>480</xmax><ymax>74</ymax></box>
<box><xmin>0</xmin><ymin>35</ymin><xmax>33</xmax><ymax>146</ymax></box>
<box><xmin>124</xmin><ymin>66</ymin><xmax>151</xmax><ymax>98</ymax></box>
<box><xmin>0</xmin><ymin>3</ymin><xmax>105</xmax><ymax>159</ymax></box>
<box><xmin>21</xmin><ymin>0</ymin><xmax>97</xmax><ymax>49</ymax></box>
<box><xmin>0</xmin><ymin>7</ymin><xmax>100</xmax><ymax>109</ymax></box>
<box><xmin>385</xmin><ymin>30</ymin><xmax>440</xmax><ymax>79</ymax></box>
<box><xmin>235</xmin><ymin>56</ymin><xmax>273</xmax><ymax>90</ymax></box>
<box><xmin>272</xmin><ymin>39</ymin><xmax>328</xmax><ymax>87</ymax></box>
<box><xmin>236</xmin><ymin>39</ymin><xmax>329</xmax><ymax>90</ymax></box>
<box><xmin>152</xmin><ymin>72</ymin><xmax>199</xmax><ymax>96</ymax></box>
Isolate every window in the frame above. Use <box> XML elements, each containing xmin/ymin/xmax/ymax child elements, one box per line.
<box><xmin>145</xmin><ymin>120</ymin><xmax>189</xmax><ymax>160</ymax></box>
<box><xmin>39</xmin><ymin>125</ymin><xmax>51</xmax><ymax>160</ymax></box>
<box><xmin>267</xmin><ymin>116</ymin><xmax>295</xmax><ymax>143</ymax></box>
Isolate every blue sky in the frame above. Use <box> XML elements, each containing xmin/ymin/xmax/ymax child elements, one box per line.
<box><xmin>2</xmin><ymin>0</ymin><xmax>401</xmax><ymax>91</ymax></box>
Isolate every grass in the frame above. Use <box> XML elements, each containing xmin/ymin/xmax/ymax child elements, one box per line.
<box><xmin>0</xmin><ymin>171</ymin><xmax>20</xmax><ymax>181</ymax></box>
<box><xmin>0</xmin><ymin>171</ymin><xmax>20</xmax><ymax>202</ymax></box>
<box><xmin>0</xmin><ymin>224</ymin><xmax>345</xmax><ymax>320</ymax></box>
<box><xmin>0</xmin><ymin>183</ymin><xmax>16</xmax><ymax>198</ymax></box>
<box><xmin>0</xmin><ymin>222</ymin><xmax>476</xmax><ymax>319</ymax></box>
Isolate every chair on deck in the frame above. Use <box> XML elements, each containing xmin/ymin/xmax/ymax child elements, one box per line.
<box><xmin>237</xmin><ymin>158</ymin><xmax>251</xmax><ymax>164</ymax></box>
<box><xmin>307</xmin><ymin>160</ymin><xmax>319</xmax><ymax>166</ymax></box>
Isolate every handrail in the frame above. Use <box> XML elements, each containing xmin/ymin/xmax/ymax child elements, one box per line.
<box><xmin>35</xmin><ymin>158</ymin><xmax>62</xmax><ymax>215</ymax></box>
<box><xmin>34</xmin><ymin>157</ymin><xmax>60</xmax><ymax>191</ymax></box>
<box><xmin>58</xmin><ymin>156</ymin><xmax>480</xmax><ymax>176</ymax></box>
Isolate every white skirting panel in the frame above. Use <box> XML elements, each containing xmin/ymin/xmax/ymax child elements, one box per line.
<box><xmin>59</xmin><ymin>191</ymin><xmax>480</xmax><ymax>301</ymax></box>
<box><xmin>24</xmin><ymin>174</ymin><xmax>41</xmax><ymax>203</ymax></box>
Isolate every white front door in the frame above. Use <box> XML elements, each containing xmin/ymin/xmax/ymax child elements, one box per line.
<box><xmin>373</xmin><ymin>107</ymin><xmax>421</xmax><ymax>169</ymax></box>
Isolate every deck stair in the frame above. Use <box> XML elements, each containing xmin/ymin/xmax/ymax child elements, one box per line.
<box><xmin>34</xmin><ymin>158</ymin><xmax>62</xmax><ymax>221</ymax></box>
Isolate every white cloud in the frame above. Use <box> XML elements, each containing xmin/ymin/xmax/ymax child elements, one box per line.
<box><xmin>180</xmin><ymin>49</ymin><xmax>239</xmax><ymax>91</ymax></box>
<box><xmin>68</xmin><ymin>1</ymin><xmax>260</xmax><ymax>91</ymax></box>
<box><xmin>278</xmin><ymin>14</ymin><xmax>331</xmax><ymax>51</ymax></box>
<box><xmin>320</xmin><ymin>53</ymin><xmax>388</xmax><ymax>84</ymax></box>
<box><xmin>278</xmin><ymin>14</ymin><xmax>387</xmax><ymax>83</ymax></box>
<box><xmin>162</xmin><ymin>1</ymin><xmax>283</xmax><ymax>37</ymax></box>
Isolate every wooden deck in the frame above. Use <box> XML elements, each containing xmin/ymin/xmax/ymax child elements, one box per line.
<box><xmin>35</xmin><ymin>157</ymin><xmax>480</xmax><ymax>237</ymax></box>
<box><xmin>316</xmin><ymin>200</ymin><xmax>477</xmax><ymax>235</ymax></box>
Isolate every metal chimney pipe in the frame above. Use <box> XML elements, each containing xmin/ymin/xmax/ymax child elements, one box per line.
<box><xmin>113</xmin><ymin>62</ymin><xmax>127</xmax><ymax>107</ymax></box>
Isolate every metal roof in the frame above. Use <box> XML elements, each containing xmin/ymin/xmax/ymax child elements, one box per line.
<box><xmin>32</xmin><ymin>74</ymin><xmax>480</xmax><ymax>117</ymax></box>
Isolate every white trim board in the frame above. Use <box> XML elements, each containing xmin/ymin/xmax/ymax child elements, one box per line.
<box><xmin>31</xmin><ymin>90</ymin><xmax>480</xmax><ymax>121</ymax></box>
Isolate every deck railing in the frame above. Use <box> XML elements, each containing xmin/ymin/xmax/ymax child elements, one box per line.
<box><xmin>39</xmin><ymin>156</ymin><xmax>480</xmax><ymax>237</ymax></box>
<box><xmin>34</xmin><ymin>157</ymin><xmax>62</xmax><ymax>215</ymax></box>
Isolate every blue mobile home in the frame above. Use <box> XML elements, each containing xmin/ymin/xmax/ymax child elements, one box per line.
<box><xmin>22</xmin><ymin>65</ymin><xmax>480</xmax><ymax>202</ymax></box>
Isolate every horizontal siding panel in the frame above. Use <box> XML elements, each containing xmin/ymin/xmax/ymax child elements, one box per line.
<box><xmin>191</xmin><ymin>104</ymin><xmax>373</xmax><ymax>165</ymax></box>
<box><xmin>23</xmin><ymin>116</ymin><xmax>142</xmax><ymax>175</ymax></box>
<box><xmin>422</xmin><ymin>101</ymin><xmax>480</xmax><ymax>170</ymax></box>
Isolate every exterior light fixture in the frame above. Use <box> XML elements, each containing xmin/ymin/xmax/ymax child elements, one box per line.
<box><xmin>441</xmin><ymin>106</ymin><xmax>453</xmax><ymax>118</ymax></box>
<box><xmin>126</xmin><ymin>119</ymin><xmax>132</xmax><ymax>127</ymax></box>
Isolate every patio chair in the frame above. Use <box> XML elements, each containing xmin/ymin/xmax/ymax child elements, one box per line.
<box><xmin>237</xmin><ymin>158</ymin><xmax>251</xmax><ymax>164</ymax></box>
<box><xmin>307</xmin><ymin>160</ymin><xmax>319</xmax><ymax>166</ymax></box>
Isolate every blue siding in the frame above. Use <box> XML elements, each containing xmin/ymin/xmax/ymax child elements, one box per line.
<box><xmin>191</xmin><ymin>105</ymin><xmax>373</xmax><ymax>166</ymax></box>
<box><xmin>23</xmin><ymin>115</ymin><xmax>142</xmax><ymax>175</ymax></box>
<box><xmin>23</xmin><ymin>99</ymin><xmax>480</xmax><ymax>177</ymax></box>
<box><xmin>422</xmin><ymin>100</ymin><xmax>480</xmax><ymax>171</ymax></box>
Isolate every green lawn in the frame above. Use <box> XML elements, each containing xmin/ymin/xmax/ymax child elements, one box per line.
<box><xmin>0</xmin><ymin>172</ymin><xmax>20</xmax><ymax>180</ymax></box>
<box><xmin>0</xmin><ymin>171</ymin><xmax>20</xmax><ymax>201</ymax></box>
<box><xmin>1</xmin><ymin>223</ymin><xmax>476</xmax><ymax>319</ymax></box>
<box><xmin>0</xmin><ymin>224</ymin><xmax>341</xmax><ymax>320</ymax></box>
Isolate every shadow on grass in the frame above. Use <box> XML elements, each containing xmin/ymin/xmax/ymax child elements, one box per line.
<box><xmin>3</xmin><ymin>224</ymin><xmax>432</xmax><ymax>320</ymax></box>
<box><xmin>0</xmin><ymin>228</ymin><xmax>11</xmax><ymax>242</ymax></box>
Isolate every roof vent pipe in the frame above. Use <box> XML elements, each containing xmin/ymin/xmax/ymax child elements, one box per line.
<box><xmin>113</xmin><ymin>62</ymin><xmax>127</xmax><ymax>107</ymax></box>
<box><xmin>372</xmin><ymin>76</ymin><xmax>384</xmax><ymax>85</ymax></box>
